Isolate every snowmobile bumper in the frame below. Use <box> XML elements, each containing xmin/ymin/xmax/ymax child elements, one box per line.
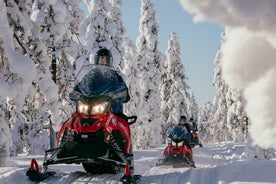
<box><xmin>156</xmin><ymin>154</ymin><xmax>196</xmax><ymax>168</ymax></box>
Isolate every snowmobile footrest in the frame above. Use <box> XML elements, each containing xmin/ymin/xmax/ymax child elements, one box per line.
<box><xmin>44</xmin><ymin>156</ymin><xmax>87</xmax><ymax>166</ymax></box>
<box><xmin>94</xmin><ymin>157</ymin><xmax>127</xmax><ymax>167</ymax></box>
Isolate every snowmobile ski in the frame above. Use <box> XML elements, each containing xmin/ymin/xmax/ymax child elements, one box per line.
<box><xmin>119</xmin><ymin>174</ymin><xmax>141</xmax><ymax>184</ymax></box>
<box><xmin>26</xmin><ymin>158</ymin><xmax>56</xmax><ymax>181</ymax></box>
<box><xmin>156</xmin><ymin>157</ymin><xmax>196</xmax><ymax>168</ymax></box>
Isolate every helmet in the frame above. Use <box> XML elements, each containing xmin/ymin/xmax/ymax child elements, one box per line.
<box><xmin>179</xmin><ymin>115</ymin><xmax>187</xmax><ymax>125</ymax></box>
<box><xmin>189</xmin><ymin>118</ymin><xmax>194</xmax><ymax>122</ymax></box>
<box><xmin>94</xmin><ymin>48</ymin><xmax>113</xmax><ymax>66</ymax></box>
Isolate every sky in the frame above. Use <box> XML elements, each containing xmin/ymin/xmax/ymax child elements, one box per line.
<box><xmin>122</xmin><ymin>1</ymin><xmax>224</xmax><ymax>105</ymax></box>
<box><xmin>3</xmin><ymin>142</ymin><xmax>276</xmax><ymax>183</ymax></box>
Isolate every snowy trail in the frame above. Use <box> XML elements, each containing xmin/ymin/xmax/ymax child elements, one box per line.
<box><xmin>1</xmin><ymin>142</ymin><xmax>276</xmax><ymax>184</ymax></box>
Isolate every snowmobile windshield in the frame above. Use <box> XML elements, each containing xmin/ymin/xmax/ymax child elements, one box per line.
<box><xmin>71</xmin><ymin>64</ymin><xmax>127</xmax><ymax>101</ymax></box>
<box><xmin>169</xmin><ymin>126</ymin><xmax>187</xmax><ymax>142</ymax></box>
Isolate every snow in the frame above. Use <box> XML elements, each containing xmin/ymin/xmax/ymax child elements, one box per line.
<box><xmin>1</xmin><ymin>142</ymin><xmax>276</xmax><ymax>184</ymax></box>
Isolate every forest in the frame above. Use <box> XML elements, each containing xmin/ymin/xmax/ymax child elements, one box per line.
<box><xmin>0</xmin><ymin>0</ymin><xmax>274</xmax><ymax>168</ymax></box>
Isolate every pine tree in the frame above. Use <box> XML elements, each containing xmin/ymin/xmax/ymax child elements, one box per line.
<box><xmin>225</xmin><ymin>88</ymin><xmax>248</xmax><ymax>142</ymax></box>
<box><xmin>186</xmin><ymin>93</ymin><xmax>198</xmax><ymax>119</ymax></box>
<box><xmin>197</xmin><ymin>101</ymin><xmax>215</xmax><ymax>143</ymax></box>
<box><xmin>1</xmin><ymin>0</ymin><xmax>80</xmax><ymax>155</ymax></box>
<box><xmin>80</xmin><ymin>0</ymin><xmax>126</xmax><ymax>71</ymax></box>
<box><xmin>109</xmin><ymin>0</ymin><xmax>126</xmax><ymax>70</ymax></box>
<box><xmin>211</xmin><ymin>46</ymin><xmax>229</xmax><ymax>142</ymax></box>
<box><xmin>160</xmin><ymin>32</ymin><xmax>190</xmax><ymax>143</ymax></box>
<box><xmin>135</xmin><ymin>0</ymin><xmax>164</xmax><ymax>149</ymax></box>
<box><xmin>209</xmin><ymin>33</ymin><xmax>249</xmax><ymax>144</ymax></box>
<box><xmin>0</xmin><ymin>99</ymin><xmax>11</xmax><ymax>166</ymax></box>
<box><xmin>55</xmin><ymin>0</ymin><xmax>85</xmax><ymax>119</ymax></box>
<box><xmin>123</xmin><ymin>38</ymin><xmax>139</xmax><ymax>117</ymax></box>
<box><xmin>0</xmin><ymin>0</ymin><xmax>39</xmax><ymax>156</ymax></box>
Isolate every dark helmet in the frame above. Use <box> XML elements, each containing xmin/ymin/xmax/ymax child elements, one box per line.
<box><xmin>180</xmin><ymin>115</ymin><xmax>187</xmax><ymax>120</ymax></box>
<box><xmin>94</xmin><ymin>48</ymin><xmax>113</xmax><ymax>66</ymax></box>
<box><xmin>189</xmin><ymin>118</ymin><xmax>194</xmax><ymax>122</ymax></box>
<box><xmin>179</xmin><ymin>115</ymin><xmax>187</xmax><ymax>125</ymax></box>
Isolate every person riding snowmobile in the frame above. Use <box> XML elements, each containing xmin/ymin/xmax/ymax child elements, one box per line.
<box><xmin>26</xmin><ymin>48</ymin><xmax>138</xmax><ymax>183</ymax></box>
<box><xmin>188</xmin><ymin>118</ymin><xmax>203</xmax><ymax>147</ymax></box>
<box><xmin>93</xmin><ymin>48</ymin><xmax>130</xmax><ymax>119</ymax></box>
<box><xmin>169</xmin><ymin>115</ymin><xmax>192</xmax><ymax>143</ymax></box>
<box><xmin>69</xmin><ymin>48</ymin><xmax>135</xmax><ymax>183</ymax></box>
<box><xmin>157</xmin><ymin>115</ymin><xmax>195</xmax><ymax>167</ymax></box>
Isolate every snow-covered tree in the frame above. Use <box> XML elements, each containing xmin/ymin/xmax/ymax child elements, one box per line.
<box><xmin>109</xmin><ymin>0</ymin><xmax>126</xmax><ymax>70</ymax></box>
<box><xmin>211</xmin><ymin>45</ymin><xmax>230</xmax><ymax>142</ymax></box>
<box><xmin>0</xmin><ymin>0</ymin><xmax>80</xmax><ymax>155</ymax></box>
<box><xmin>123</xmin><ymin>38</ymin><xmax>139</xmax><ymax>116</ymax></box>
<box><xmin>122</xmin><ymin>38</ymin><xmax>142</xmax><ymax>146</ymax></box>
<box><xmin>0</xmin><ymin>0</ymin><xmax>38</xmax><ymax>157</ymax></box>
<box><xmin>80</xmin><ymin>0</ymin><xmax>127</xmax><ymax>72</ymax></box>
<box><xmin>80</xmin><ymin>0</ymin><xmax>111</xmax><ymax>68</ymax></box>
<box><xmin>134</xmin><ymin>0</ymin><xmax>164</xmax><ymax>149</ymax></box>
<box><xmin>197</xmin><ymin>101</ymin><xmax>215</xmax><ymax>143</ymax></box>
<box><xmin>187</xmin><ymin>93</ymin><xmax>198</xmax><ymax>121</ymax></box>
<box><xmin>225</xmin><ymin>89</ymin><xmax>248</xmax><ymax>143</ymax></box>
<box><xmin>207</xmin><ymin>33</ymin><xmax>249</xmax><ymax>144</ymax></box>
<box><xmin>24</xmin><ymin>0</ymin><xmax>79</xmax><ymax>153</ymax></box>
<box><xmin>54</xmin><ymin>0</ymin><xmax>85</xmax><ymax>119</ymax></box>
<box><xmin>0</xmin><ymin>99</ymin><xmax>11</xmax><ymax>166</ymax></box>
<box><xmin>160</xmin><ymin>32</ymin><xmax>190</xmax><ymax>143</ymax></box>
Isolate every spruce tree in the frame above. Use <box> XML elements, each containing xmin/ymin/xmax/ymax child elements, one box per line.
<box><xmin>160</xmin><ymin>32</ymin><xmax>190</xmax><ymax>143</ymax></box>
<box><xmin>135</xmin><ymin>0</ymin><xmax>164</xmax><ymax>149</ymax></box>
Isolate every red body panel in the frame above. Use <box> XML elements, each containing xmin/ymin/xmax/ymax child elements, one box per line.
<box><xmin>163</xmin><ymin>144</ymin><xmax>193</xmax><ymax>161</ymax></box>
<box><xmin>56</xmin><ymin>112</ymin><xmax>131</xmax><ymax>154</ymax></box>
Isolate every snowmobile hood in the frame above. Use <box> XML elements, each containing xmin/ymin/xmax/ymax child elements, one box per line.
<box><xmin>74</xmin><ymin>65</ymin><xmax>118</xmax><ymax>97</ymax></box>
<box><xmin>169</xmin><ymin>126</ymin><xmax>187</xmax><ymax>142</ymax></box>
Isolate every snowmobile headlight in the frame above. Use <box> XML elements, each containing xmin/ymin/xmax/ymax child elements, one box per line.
<box><xmin>178</xmin><ymin>141</ymin><xmax>184</xmax><ymax>146</ymax></box>
<box><xmin>78</xmin><ymin>101</ymin><xmax>89</xmax><ymax>115</ymax></box>
<box><xmin>91</xmin><ymin>101</ymin><xmax>109</xmax><ymax>115</ymax></box>
<box><xmin>172</xmin><ymin>141</ymin><xmax>184</xmax><ymax>147</ymax></box>
<box><xmin>172</xmin><ymin>141</ymin><xmax>177</xmax><ymax>146</ymax></box>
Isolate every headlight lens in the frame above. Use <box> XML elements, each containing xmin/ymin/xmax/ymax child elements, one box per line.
<box><xmin>91</xmin><ymin>101</ymin><xmax>109</xmax><ymax>115</ymax></box>
<box><xmin>178</xmin><ymin>141</ymin><xmax>184</xmax><ymax>146</ymax></box>
<box><xmin>78</xmin><ymin>101</ymin><xmax>109</xmax><ymax>115</ymax></box>
<box><xmin>171</xmin><ymin>141</ymin><xmax>184</xmax><ymax>147</ymax></box>
<box><xmin>172</xmin><ymin>141</ymin><xmax>177</xmax><ymax>146</ymax></box>
<box><xmin>78</xmin><ymin>101</ymin><xmax>89</xmax><ymax>115</ymax></box>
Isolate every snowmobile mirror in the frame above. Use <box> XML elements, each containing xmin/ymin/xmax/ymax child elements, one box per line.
<box><xmin>127</xmin><ymin>116</ymin><xmax>137</xmax><ymax>125</ymax></box>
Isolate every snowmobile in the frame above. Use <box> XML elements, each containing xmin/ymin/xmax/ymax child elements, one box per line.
<box><xmin>156</xmin><ymin>126</ymin><xmax>196</xmax><ymax>168</ymax></box>
<box><xmin>26</xmin><ymin>65</ymin><xmax>140</xmax><ymax>183</ymax></box>
<box><xmin>189</xmin><ymin>128</ymin><xmax>203</xmax><ymax>148</ymax></box>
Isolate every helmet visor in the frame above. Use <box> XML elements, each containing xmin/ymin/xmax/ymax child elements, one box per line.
<box><xmin>94</xmin><ymin>56</ymin><xmax>112</xmax><ymax>66</ymax></box>
<box><xmin>179</xmin><ymin>119</ymin><xmax>185</xmax><ymax>125</ymax></box>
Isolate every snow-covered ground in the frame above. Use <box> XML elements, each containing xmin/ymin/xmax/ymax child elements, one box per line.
<box><xmin>1</xmin><ymin>142</ymin><xmax>276</xmax><ymax>184</ymax></box>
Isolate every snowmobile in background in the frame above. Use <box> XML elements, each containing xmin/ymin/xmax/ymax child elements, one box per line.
<box><xmin>188</xmin><ymin>120</ymin><xmax>203</xmax><ymax>148</ymax></box>
<box><xmin>26</xmin><ymin>65</ymin><xmax>140</xmax><ymax>184</ymax></box>
<box><xmin>189</xmin><ymin>129</ymin><xmax>203</xmax><ymax>148</ymax></box>
<box><xmin>156</xmin><ymin>126</ymin><xmax>196</xmax><ymax>168</ymax></box>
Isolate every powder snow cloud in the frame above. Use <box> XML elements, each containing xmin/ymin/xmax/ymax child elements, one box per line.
<box><xmin>179</xmin><ymin>0</ymin><xmax>276</xmax><ymax>149</ymax></box>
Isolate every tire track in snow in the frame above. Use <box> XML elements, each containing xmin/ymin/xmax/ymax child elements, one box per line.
<box><xmin>42</xmin><ymin>171</ymin><xmax>122</xmax><ymax>184</ymax></box>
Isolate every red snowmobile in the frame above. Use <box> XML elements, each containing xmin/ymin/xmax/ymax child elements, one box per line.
<box><xmin>156</xmin><ymin>126</ymin><xmax>196</xmax><ymax>168</ymax></box>
<box><xmin>26</xmin><ymin>65</ymin><xmax>139</xmax><ymax>183</ymax></box>
<box><xmin>189</xmin><ymin>128</ymin><xmax>203</xmax><ymax>148</ymax></box>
